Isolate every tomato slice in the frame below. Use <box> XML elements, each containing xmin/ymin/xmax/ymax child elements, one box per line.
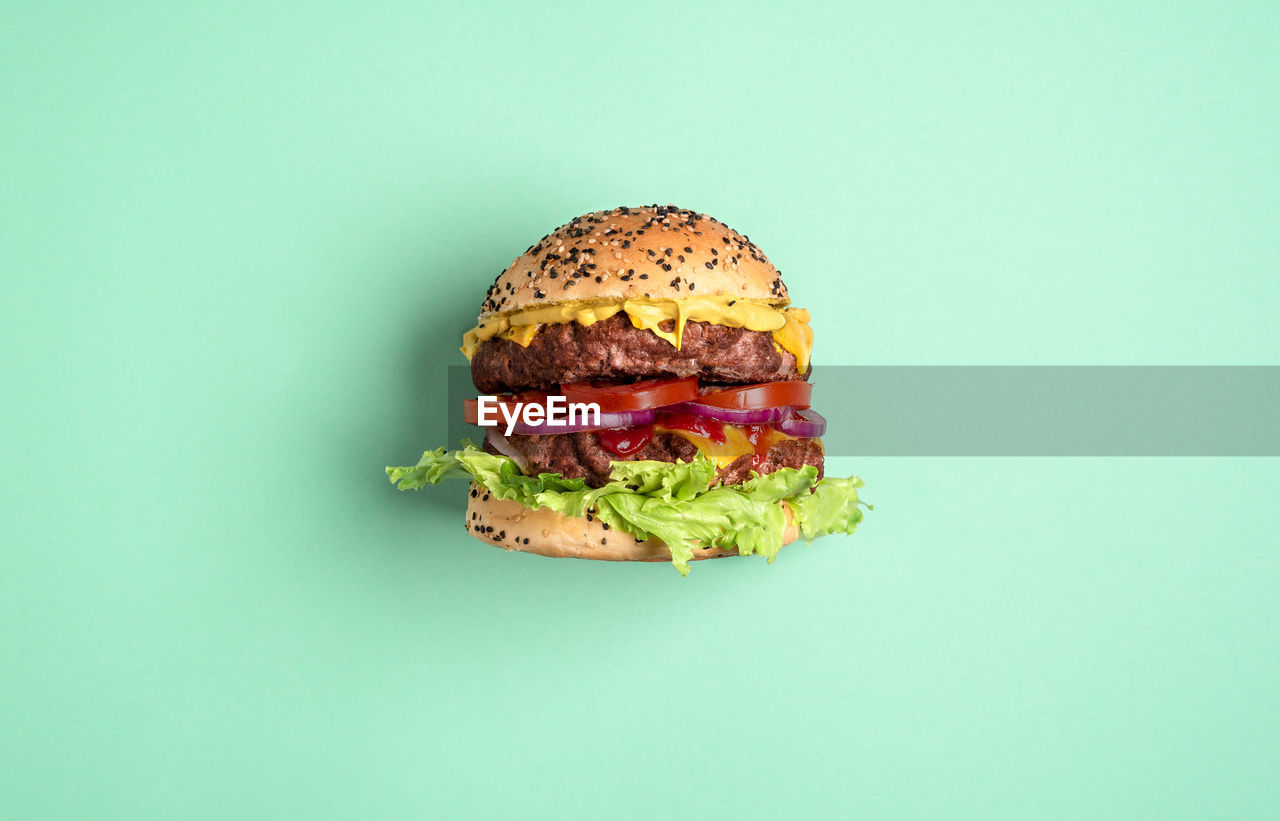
<box><xmin>560</xmin><ymin>376</ymin><xmax>698</xmax><ymax>413</ymax></box>
<box><xmin>468</xmin><ymin>379</ymin><xmax>805</xmax><ymax>423</ymax></box>
<box><xmin>696</xmin><ymin>381</ymin><xmax>812</xmax><ymax>410</ymax></box>
<box><xmin>463</xmin><ymin>392</ymin><xmax>546</xmax><ymax>425</ymax></box>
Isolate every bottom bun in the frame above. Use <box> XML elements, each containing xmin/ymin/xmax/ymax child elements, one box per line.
<box><xmin>464</xmin><ymin>482</ymin><xmax>798</xmax><ymax>562</ymax></box>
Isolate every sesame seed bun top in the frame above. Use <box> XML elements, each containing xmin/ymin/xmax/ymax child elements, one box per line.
<box><xmin>478</xmin><ymin>205</ymin><xmax>790</xmax><ymax>319</ymax></box>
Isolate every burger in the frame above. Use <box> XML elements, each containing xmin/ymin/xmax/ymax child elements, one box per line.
<box><xmin>388</xmin><ymin>205</ymin><xmax>866</xmax><ymax>574</ymax></box>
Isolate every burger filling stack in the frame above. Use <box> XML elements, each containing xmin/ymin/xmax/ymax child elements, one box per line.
<box><xmin>389</xmin><ymin>205</ymin><xmax>866</xmax><ymax>574</ymax></box>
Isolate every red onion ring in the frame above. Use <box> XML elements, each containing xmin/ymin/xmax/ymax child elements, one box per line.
<box><xmin>505</xmin><ymin>407</ymin><xmax>656</xmax><ymax>435</ymax></box>
<box><xmin>484</xmin><ymin>429</ymin><xmax>529</xmax><ymax>471</ymax></box>
<box><xmin>667</xmin><ymin>402</ymin><xmax>796</xmax><ymax>425</ymax></box>
<box><xmin>776</xmin><ymin>408</ymin><xmax>827</xmax><ymax>439</ymax></box>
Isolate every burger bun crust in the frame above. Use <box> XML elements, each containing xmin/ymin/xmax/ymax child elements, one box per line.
<box><xmin>464</xmin><ymin>483</ymin><xmax>798</xmax><ymax>562</ymax></box>
<box><xmin>478</xmin><ymin>205</ymin><xmax>789</xmax><ymax>319</ymax></box>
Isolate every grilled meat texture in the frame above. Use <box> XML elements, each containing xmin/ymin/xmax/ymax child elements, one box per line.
<box><xmin>486</xmin><ymin>430</ymin><xmax>824</xmax><ymax>489</ymax></box>
<box><xmin>471</xmin><ymin>314</ymin><xmax>804</xmax><ymax>394</ymax></box>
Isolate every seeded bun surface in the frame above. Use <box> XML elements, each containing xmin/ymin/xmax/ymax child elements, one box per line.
<box><xmin>464</xmin><ymin>483</ymin><xmax>798</xmax><ymax>562</ymax></box>
<box><xmin>478</xmin><ymin>205</ymin><xmax>789</xmax><ymax>320</ymax></box>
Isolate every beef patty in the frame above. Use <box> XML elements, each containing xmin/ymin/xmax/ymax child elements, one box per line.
<box><xmin>486</xmin><ymin>430</ymin><xmax>824</xmax><ymax>489</ymax></box>
<box><xmin>471</xmin><ymin>314</ymin><xmax>804</xmax><ymax>394</ymax></box>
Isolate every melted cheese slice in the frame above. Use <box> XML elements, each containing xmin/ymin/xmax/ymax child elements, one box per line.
<box><xmin>655</xmin><ymin>424</ymin><xmax>755</xmax><ymax>468</ymax></box>
<box><xmin>461</xmin><ymin>298</ymin><xmax>812</xmax><ymax>373</ymax></box>
<box><xmin>655</xmin><ymin>425</ymin><xmax>800</xmax><ymax>469</ymax></box>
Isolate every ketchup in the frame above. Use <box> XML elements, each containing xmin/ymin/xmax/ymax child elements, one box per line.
<box><xmin>597</xmin><ymin>425</ymin><xmax>654</xmax><ymax>458</ymax></box>
<box><xmin>598</xmin><ymin>417</ymin><xmax>783</xmax><ymax>468</ymax></box>
<box><xmin>652</xmin><ymin>412</ymin><xmax>726</xmax><ymax>443</ymax></box>
<box><xmin>742</xmin><ymin>424</ymin><xmax>775</xmax><ymax>471</ymax></box>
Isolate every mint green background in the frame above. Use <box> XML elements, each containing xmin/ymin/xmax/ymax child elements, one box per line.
<box><xmin>3</xmin><ymin>2</ymin><xmax>1278</xmax><ymax>818</ymax></box>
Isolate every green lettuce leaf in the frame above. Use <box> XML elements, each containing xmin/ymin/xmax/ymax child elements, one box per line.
<box><xmin>386</xmin><ymin>445</ymin><xmax>868</xmax><ymax>575</ymax></box>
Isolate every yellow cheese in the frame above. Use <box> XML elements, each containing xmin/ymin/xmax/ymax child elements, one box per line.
<box><xmin>655</xmin><ymin>424</ymin><xmax>756</xmax><ymax>468</ymax></box>
<box><xmin>461</xmin><ymin>298</ymin><xmax>812</xmax><ymax>373</ymax></box>
<box><xmin>771</xmin><ymin>308</ymin><xmax>813</xmax><ymax>373</ymax></box>
<box><xmin>461</xmin><ymin>301</ymin><xmax>625</xmax><ymax>358</ymax></box>
<box><xmin>499</xmin><ymin>324</ymin><xmax>541</xmax><ymax>346</ymax></box>
<box><xmin>654</xmin><ymin>423</ymin><xmax>802</xmax><ymax>468</ymax></box>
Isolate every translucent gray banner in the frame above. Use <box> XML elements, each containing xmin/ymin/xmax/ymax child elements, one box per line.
<box><xmin>445</xmin><ymin>366</ymin><xmax>1280</xmax><ymax>456</ymax></box>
